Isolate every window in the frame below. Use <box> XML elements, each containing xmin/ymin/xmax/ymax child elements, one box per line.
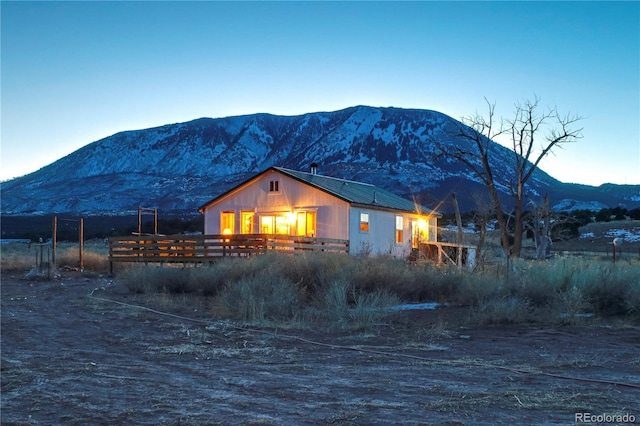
<box><xmin>260</xmin><ymin>215</ymin><xmax>274</xmax><ymax>234</ymax></box>
<box><xmin>260</xmin><ymin>214</ymin><xmax>291</xmax><ymax>235</ymax></box>
<box><xmin>412</xmin><ymin>219</ymin><xmax>428</xmax><ymax>248</ymax></box>
<box><xmin>269</xmin><ymin>180</ymin><xmax>279</xmax><ymax>192</ymax></box>
<box><xmin>241</xmin><ymin>211</ymin><xmax>254</xmax><ymax>234</ymax></box>
<box><xmin>307</xmin><ymin>212</ymin><xmax>316</xmax><ymax>237</ymax></box>
<box><xmin>275</xmin><ymin>215</ymin><xmax>289</xmax><ymax>235</ymax></box>
<box><xmin>221</xmin><ymin>211</ymin><xmax>235</xmax><ymax>235</ymax></box>
<box><xmin>395</xmin><ymin>216</ymin><xmax>403</xmax><ymax>244</ymax></box>
<box><xmin>296</xmin><ymin>211</ymin><xmax>317</xmax><ymax>237</ymax></box>
<box><xmin>360</xmin><ymin>212</ymin><xmax>369</xmax><ymax>232</ymax></box>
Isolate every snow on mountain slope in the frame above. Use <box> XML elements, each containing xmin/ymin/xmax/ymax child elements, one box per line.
<box><xmin>1</xmin><ymin>106</ymin><xmax>637</xmax><ymax>216</ymax></box>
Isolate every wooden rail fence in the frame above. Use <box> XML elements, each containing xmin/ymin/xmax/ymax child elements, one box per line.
<box><xmin>109</xmin><ymin>234</ymin><xmax>349</xmax><ymax>270</ymax></box>
<box><xmin>411</xmin><ymin>241</ymin><xmax>477</xmax><ymax>269</ymax></box>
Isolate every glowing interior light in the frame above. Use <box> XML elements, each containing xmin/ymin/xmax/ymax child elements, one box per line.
<box><xmin>286</xmin><ymin>212</ymin><xmax>296</xmax><ymax>225</ymax></box>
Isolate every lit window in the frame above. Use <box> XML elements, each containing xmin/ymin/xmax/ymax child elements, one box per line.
<box><xmin>259</xmin><ymin>214</ymin><xmax>291</xmax><ymax>235</ymax></box>
<box><xmin>269</xmin><ymin>180</ymin><xmax>279</xmax><ymax>192</ymax></box>
<box><xmin>412</xmin><ymin>219</ymin><xmax>428</xmax><ymax>248</ymax></box>
<box><xmin>395</xmin><ymin>216</ymin><xmax>403</xmax><ymax>243</ymax></box>
<box><xmin>261</xmin><ymin>216</ymin><xmax>274</xmax><ymax>234</ymax></box>
<box><xmin>275</xmin><ymin>215</ymin><xmax>290</xmax><ymax>235</ymax></box>
<box><xmin>360</xmin><ymin>212</ymin><xmax>369</xmax><ymax>232</ymax></box>
<box><xmin>241</xmin><ymin>211</ymin><xmax>254</xmax><ymax>234</ymax></box>
<box><xmin>307</xmin><ymin>212</ymin><xmax>316</xmax><ymax>237</ymax></box>
<box><xmin>221</xmin><ymin>211</ymin><xmax>235</xmax><ymax>235</ymax></box>
<box><xmin>296</xmin><ymin>211</ymin><xmax>317</xmax><ymax>237</ymax></box>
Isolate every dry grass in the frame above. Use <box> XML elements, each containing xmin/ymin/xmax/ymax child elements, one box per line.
<box><xmin>0</xmin><ymin>240</ymin><xmax>110</xmax><ymax>273</ymax></box>
<box><xmin>117</xmin><ymin>253</ymin><xmax>640</xmax><ymax>328</ymax></box>
<box><xmin>5</xmin><ymin>231</ymin><xmax>639</xmax><ymax>328</ymax></box>
<box><xmin>217</xmin><ymin>273</ymin><xmax>304</xmax><ymax>323</ymax></box>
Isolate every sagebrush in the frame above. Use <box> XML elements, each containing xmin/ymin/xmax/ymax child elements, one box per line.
<box><xmin>117</xmin><ymin>253</ymin><xmax>640</xmax><ymax>325</ymax></box>
<box><xmin>5</xmin><ymin>240</ymin><xmax>637</xmax><ymax>326</ymax></box>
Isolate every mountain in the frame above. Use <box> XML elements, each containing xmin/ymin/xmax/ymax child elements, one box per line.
<box><xmin>2</xmin><ymin>106</ymin><xmax>638</xmax><ymax>217</ymax></box>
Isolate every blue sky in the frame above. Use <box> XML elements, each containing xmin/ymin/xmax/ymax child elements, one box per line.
<box><xmin>2</xmin><ymin>1</ymin><xmax>639</xmax><ymax>185</ymax></box>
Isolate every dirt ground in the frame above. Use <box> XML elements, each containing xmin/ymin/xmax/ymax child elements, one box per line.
<box><xmin>2</xmin><ymin>272</ymin><xmax>639</xmax><ymax>425</ymax></box>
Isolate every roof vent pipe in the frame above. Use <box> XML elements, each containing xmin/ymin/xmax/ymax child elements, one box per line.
<box><xmin>310</xmin><ymin>162</ymin><xmax>318</xmax><ymax>175</ymax></box>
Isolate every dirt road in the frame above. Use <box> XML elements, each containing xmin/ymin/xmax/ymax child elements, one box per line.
<box><xmin>2</xmin><ymin>273</ymin><xmax>638</xmax><ymax>425</ymax></box>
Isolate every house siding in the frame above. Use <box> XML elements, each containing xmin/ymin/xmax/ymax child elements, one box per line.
<box><xmin>349</xmin><ymin>208</ymin><xmax>395</xmax><ymax>256</ymax></box>
<box><xmin>348</xmin><ymin>209</ymin><xmax>437</xmax><ymax>257</ymax></box>
<box><xmin>201</xmin><ymin>167</ymin><xmax>439</xmax><ymax>259</ymax></box>
<box><xmin>203</xmin><ymin>170</ymin><xmax>350</xmax><ymax>239</ymax></box>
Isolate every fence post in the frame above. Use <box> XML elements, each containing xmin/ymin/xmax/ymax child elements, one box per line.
<box><xmin>52</xmin><ymin>216</ymin><xmax>57</xmax><ymax>267</ymax></box>
<box><xmin>39</xmin><ymin>241</ymin><xmax>44</xmax><ymax>272</ymax></box>
<box><xmin>79</xmin><ymin>218</ymin><xmax>84</xmax><ymax>270</ymax></box>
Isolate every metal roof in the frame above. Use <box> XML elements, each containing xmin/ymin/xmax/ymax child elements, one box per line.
<box><xmin>199</xmin><ymin>167</ymin><xmax>439</xmax><ymax>216</ymax></box>
<box><xmin>273</xmin><ymin>167</ymin><xmax>439</xmax><ymax>216</ymax></box>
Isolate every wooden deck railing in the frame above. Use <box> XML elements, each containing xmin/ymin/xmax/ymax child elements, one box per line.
<box><xmin>108</xmin><ymin>234</ymin><xmax>349</xmax><ymax>270</ymax></box>
<box><xmin>412</xmin><ymin>241</ymin><xmax>477</xmax><ymax>269</ymax></box>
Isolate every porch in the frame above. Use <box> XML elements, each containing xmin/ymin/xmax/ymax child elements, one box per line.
<box><xmin>411</xmin><ymin>241</ymin><xmax>477</xmax><ymax>269</ymax></box>
<box><xmin>108</xmin><ymin>234</ymin><xmax>349</xmax><ymax>271</ymax></box>
<box><xmin>108</xmin><ymin>234</ymin><xmax>474</xmax><ymax>272</ymax></box>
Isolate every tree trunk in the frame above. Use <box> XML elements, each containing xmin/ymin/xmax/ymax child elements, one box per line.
<box><xmin>536</xmin><ymin>232</ymin><xmax>550</xmax><ymax>260</ymax></box>
<box><xmin>512</xmin><ymin>204</ymin><xmax>524</xmax><ymax>257</ymax></box>
<box><xmin>488</xmin><ymin>187</ymin><xmax>511</xmax><ymax>259</ymax></box>
<box><xmin>535</xmin><ymin>195</ymin><xmax>552</xmax><ymax>260</ymax></box>
<box><xmin>511</xmin><ymin>179</ymin><xmax>525</xmax><ymax>258</ymax></box>
<box><xmin>451</xmin><ymin>193</ymin><xmax>464</xmax><ymax>268</ymax></box>
<box><xmin>476</xmin><ymin>215</ymin><xmax>486</xmax><ymax>267</ymax></box>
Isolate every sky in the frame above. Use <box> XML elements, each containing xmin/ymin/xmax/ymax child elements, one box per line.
<box><xmin>1</xmin><ymin>1</ymin><xmax>639</xmax><ymax>186</ymax></box>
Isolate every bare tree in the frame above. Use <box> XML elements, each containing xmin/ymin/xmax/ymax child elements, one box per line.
<box><xmin>471</xmin><ymin>191</ymin><xmax>492</xmax><ymax>266</ymax></box>
<box><xmin>526</xmin><ymin>194</ymin><xmax>585</xmax><ymax>260</ymax></box>
<box><xmin>437</xmin><ymin>97</ymin><xmax>582</xmax><ymax>258</ymax></box>
<box><xmin>528</xmin><ymin>194</ymin><xmax>553</xmax><ymax>260</ymax></box>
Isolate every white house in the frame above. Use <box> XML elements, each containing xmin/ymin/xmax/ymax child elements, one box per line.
<box><xmin>198</xmin><ymin>166</ymin><xmax>440</xmax><ymax>258</ymax></box>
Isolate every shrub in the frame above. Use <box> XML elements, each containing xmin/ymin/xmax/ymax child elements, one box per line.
<box><xmin>0</xmin><ymin>241</ymin><xmax>109</xmax><ymax>273</ymax></box>
<box><xmin>549</xmin><ymin>286</ymin><xmax>589</xmax><ymax>325</ymax></box>
<box><xmin>420</xmin><ymin>266</ymin><xmax>468</xmax><ymax>303</ymax></box>
<box><xmin>273</xmin><ymin>252</ymin><xmax>351</xmax><ymax>299</ymax></box>
<box><xmin>120</xmin><ymin>265</ymin><xmax>189</xmax><ymax>294</ymax></box>
<box><xmin>120</xmin><ymin>261</ymin><xmax>275</xmax><ymax>297</ymax></box>
<box><xmin>455</xmin><ymin>273</ymin><xmax>504</xmax><ymax>307</ymax></box>
<box><xmin>580</xmin><ymin>264</ymin><xmax>632</xmax><ymax>316</ymax></box>
<box><xmin>116</xmin><ymin>253</ymin><xmax>640</xmax><ymax>326</ymax></box>
<box><xmin>0</xmin><ymin>243</ymin><xmax>35</xmax><ymax>271</ymax></box>
<box><xmin>217</xmin><ymin>273</ymin><xmax>303</xmax><ymax>323</ymax></box>
<box><xmin>515</xmin><ymin>258</ymin><xmax>577</xmax><ymax>307</ymax></box>
<box><xmin>82</xmin><ymin>251</ymin><xmax>110</xmax><ymax>272</ymax></box>
<box><xmin>349</xmin><ymin>289</ymin><xmax>401</xmax><ymax>331</ymax></box>
<box><xmin>471</xmin><ymin>296</ymin><xmax>533</xmax><ymax>325</ymax></box>
<box><xmin>625</xmin><ymin>280</ymin><xmax>640</xmax><ymax>318</ymax></box>
<box><xmin>341</xmin><ymin>256</ymin><xmax>390</xmax><ymax>293</ymax></box>
<box><xmin>189</xmin><ymin>258</ymin><xmax>263</xmax><ymax>296</ymax></box>
<box><xmin>311</xmin><ymin>278</ymin><xmax>401</xmax><ymax>330</ymax></box>
<box><xmin>314</xmin><ymin>279</ymin><xmax>351</xmax><ymax>328</ymax></box>
<box><xmin>56</xmin><ymin>246</ymin><xmax>109</xmax><ymax>272</ymax></box>
<box><xmin>343</xmin><ymin>256</ymin><xmax>416</xmax><ymax>295</ymax></box>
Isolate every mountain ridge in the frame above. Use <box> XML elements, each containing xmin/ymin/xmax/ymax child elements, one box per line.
<box><xmin>2</xmin><ymin>105</ymin><xmax>638</xmax><ymax>216</ymax></box>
